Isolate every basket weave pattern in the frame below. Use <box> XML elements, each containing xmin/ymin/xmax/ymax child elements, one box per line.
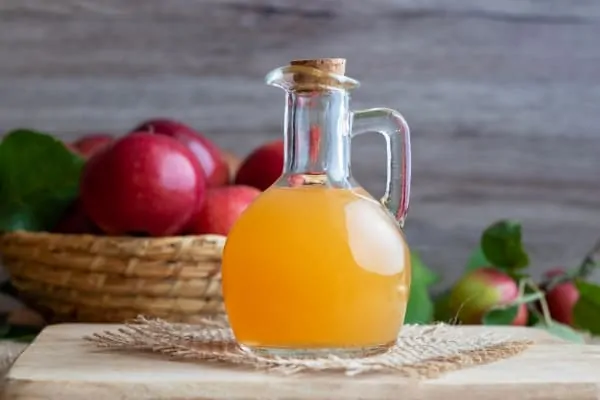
<box><xmin>0</xmin><ymin>231</ymin><xmax>227</xmax><ymax>323</ymax></box>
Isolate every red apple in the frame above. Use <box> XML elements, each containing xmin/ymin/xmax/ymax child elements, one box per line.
<box><xmin>543</xmin><ymin>268</ymin><xmax>579</xmax><ymax>326</ymax></box>
<box><xmin>72</xmin><ymin>133</ymin><xmax>114</xmax><ymax>158</ymax></box>
<box><xmin>185</xmin><ymin>185</ymin><xmax>260</xmax><ymax>236</ymax></box>
<box><xmin>448</xmin><ymin>267</ymin><xmax>527</xmax><ymax>325</ymax></box>
<box><xmin>235</xmin><ymin>140</ymin><xmax>284</xmax><ymax>191</ymax></box>
<box><xmin>132</xmin><ymin>118</ymin><xmax>228</xmax><ymax>187</ymax></box>
<box><xmin>53</xmin><ymin>200</ymin><xmax>100</xmax><ymax>234</ymax></box>
<box><xmin>512</xmin><ymin>304</ymin><xmax>529</xmax><ymax>326</ymax></box>
<box><xmin>81</xmin><ymin>132</ymin><xmax>206</xmax><ymax>237</ymax></box>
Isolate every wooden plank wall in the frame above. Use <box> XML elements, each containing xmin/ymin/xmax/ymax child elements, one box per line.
<box><xmin>0</xmin><ymin>0</ymin><xmax>599</xmax><ymax>289</ymax></box>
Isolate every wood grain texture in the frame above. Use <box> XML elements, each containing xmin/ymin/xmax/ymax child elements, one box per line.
<box><xmin>6</xmin><ymin>323</ymin><xmax>600</xmax><ymax>400</ymax></box>
<box><xmin>0</xmin><ymin>0</ymin><xmax>599</xmax><ymax>288</ymax></box>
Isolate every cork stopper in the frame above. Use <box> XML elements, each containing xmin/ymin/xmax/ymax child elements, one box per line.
<box><xmin>289</xmin><ymin>58</ymin><xmax>347</xmax><ymax>90</ymax></box>
<box><xmin>290</xmin><ymin>58</ymin><xmax>346</xmax><ymax>75</ymax></box>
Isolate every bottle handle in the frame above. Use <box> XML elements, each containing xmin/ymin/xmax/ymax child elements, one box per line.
<box><xmin>351</xmin><ymin>108</ymin><xmax>411</xmax><ymax>227</ymax></box>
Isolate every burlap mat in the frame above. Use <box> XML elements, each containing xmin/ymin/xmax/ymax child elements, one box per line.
<box><xmin>86</xmin><ymin>316</ymin><xmax>532</xmax><ymax>378</ymax></box>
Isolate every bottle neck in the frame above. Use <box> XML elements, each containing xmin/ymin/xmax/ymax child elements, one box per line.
<box><xmin>282</xmin><ymin>89</ymin><xmax>352</xmax><ymax>185</ymax></box>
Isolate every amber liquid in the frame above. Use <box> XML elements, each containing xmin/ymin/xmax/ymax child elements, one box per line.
<box><xmin>221</xmin><ymin>186</ymin><xmax>411</xmax><ymax>353</ymax></box>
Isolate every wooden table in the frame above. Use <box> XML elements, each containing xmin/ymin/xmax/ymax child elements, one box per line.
<box><xmin>2</xmin><ymin>323</ymin><xmax>600</xmax><ymax>399</ymax></box>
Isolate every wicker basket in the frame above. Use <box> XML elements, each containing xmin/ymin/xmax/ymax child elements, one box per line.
<box><xmin>0</xmin><ymin>231</ymin><xmax>227</xmax><ymax>324</ymax></box>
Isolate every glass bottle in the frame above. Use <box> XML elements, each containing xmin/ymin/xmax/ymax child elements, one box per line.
<box><xmin>221</xmin><ymin>58</ymin><xmax>412</xmax><ymax>358</ymax></box>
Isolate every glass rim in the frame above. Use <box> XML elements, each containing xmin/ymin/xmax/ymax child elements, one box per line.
<box><xmin>265</xmin><ymin>65</ymin><xmax>360</xmax><ymax>91</ymax></box>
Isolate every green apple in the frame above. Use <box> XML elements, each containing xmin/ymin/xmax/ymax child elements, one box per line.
<box><xmin>449</xmin><ymin>267</ymin><xmax>527</xmax><ymax>325</ymax></box>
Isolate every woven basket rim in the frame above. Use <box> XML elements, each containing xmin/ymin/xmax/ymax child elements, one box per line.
<box><xmin>0</xmin><ymin>230</ymin><xmax>227</xmax><ymax>243</ymax></box>
<box><xmin>0</xmin><ymin>230</ymin><xmax>227</xmax><ymax>261</ymax></box>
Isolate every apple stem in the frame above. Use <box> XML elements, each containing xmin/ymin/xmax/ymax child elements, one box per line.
<box><xmin>517</xmin><ymin>278</ymin><xmax>526</xmax><ymax>297</ymax></box>
<box><xmin>511</xmin><ymin>291</ymin><xmax>544</xmax><ymax>307</ymax></box>
<box><xmin>524</xmin><ymin>278</ymin><xmax>553</xmax><ymax>326</ymax></box>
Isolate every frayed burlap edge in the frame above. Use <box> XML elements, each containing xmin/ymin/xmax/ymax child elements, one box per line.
<box><xmin>85</xmin><ymin>316</ymin><xmax>533</xmax><ymax>378</ymax></box>
<box><xmin>403</xmin><ymin>341</ymin><xmax>529</xmax><ymax>379</ymax></box>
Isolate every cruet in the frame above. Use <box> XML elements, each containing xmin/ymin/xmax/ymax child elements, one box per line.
<box><xmin>221</xmin><ymin>58</ymin><xmax>412</xmax><ymax>357</ymax></box>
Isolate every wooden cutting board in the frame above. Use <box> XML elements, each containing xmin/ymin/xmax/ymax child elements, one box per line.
<box><xmin>1</xmin><ymin>323</ymin><xmax>599</xmax><ymax>400</ymax></box>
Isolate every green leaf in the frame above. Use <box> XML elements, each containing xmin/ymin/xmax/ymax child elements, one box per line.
<box><xmin>527</xmin><ymin>309</ymin><xmax>542</xmax><ymax>326</ymax></box>
<box><xmin>405</xmin><ymin>281</ymin><xmax>434</xmax><ymax>324</ymax></box>
<box><xmin>534</xmin><ymin>321</ymin><xmax>585</xmax><ymax>344</ymax></box>
<box><xmin>482</xmin><ymin>304</ymin><xmax>519</xmax><ymax>325</ymax></box>
<box><xmin>465</xmin><ymin>246</ymin><xmax>491</xmax><ymax>272</ymax></box>
<box><xmin>410</xmin><ymin>251</ymin><xmax>440</xmax><ymax>287</ymax></box>
<box><xmin>0</xmin><ymin>129</ymin><xmax>85</xmax><ymax>232</ymax></box>
<box><xmin>432</xmin><ymin>289</ymin><xmax>456</xmax><ymax>323</ymax></box>
<box><xmin>13</xmin><ymin>334</ymin><xmax>38</xmax><ymax>343</ymax></box>
<box><xmin>404</xmin><ymin>251</ymin><xmax>438</xmax><ymax>324</ymax></box>
<box><xmin>480</xmin><ymin>220</ymin><xmax>530</xmax><ymax>270</ymax></box>
<box><xmin>573</xmin><ymin>280</ymin><xmax>600</xmax><ymax>335</ymax></box>
<box><xmin>508</xmin><ymin>271</ymin><xmax>531</xmax><ymax>282</ymax></box>
<box><xmin>0</xmin><ymin>323</ymin><xmax>41</xmax><ymax>342</ymax></box>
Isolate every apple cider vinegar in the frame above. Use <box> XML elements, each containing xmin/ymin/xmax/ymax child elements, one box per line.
<box><xmin>222</xmin><ymin>186</ymin><xmax>410</xmax><ymax>352</ymax></box>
